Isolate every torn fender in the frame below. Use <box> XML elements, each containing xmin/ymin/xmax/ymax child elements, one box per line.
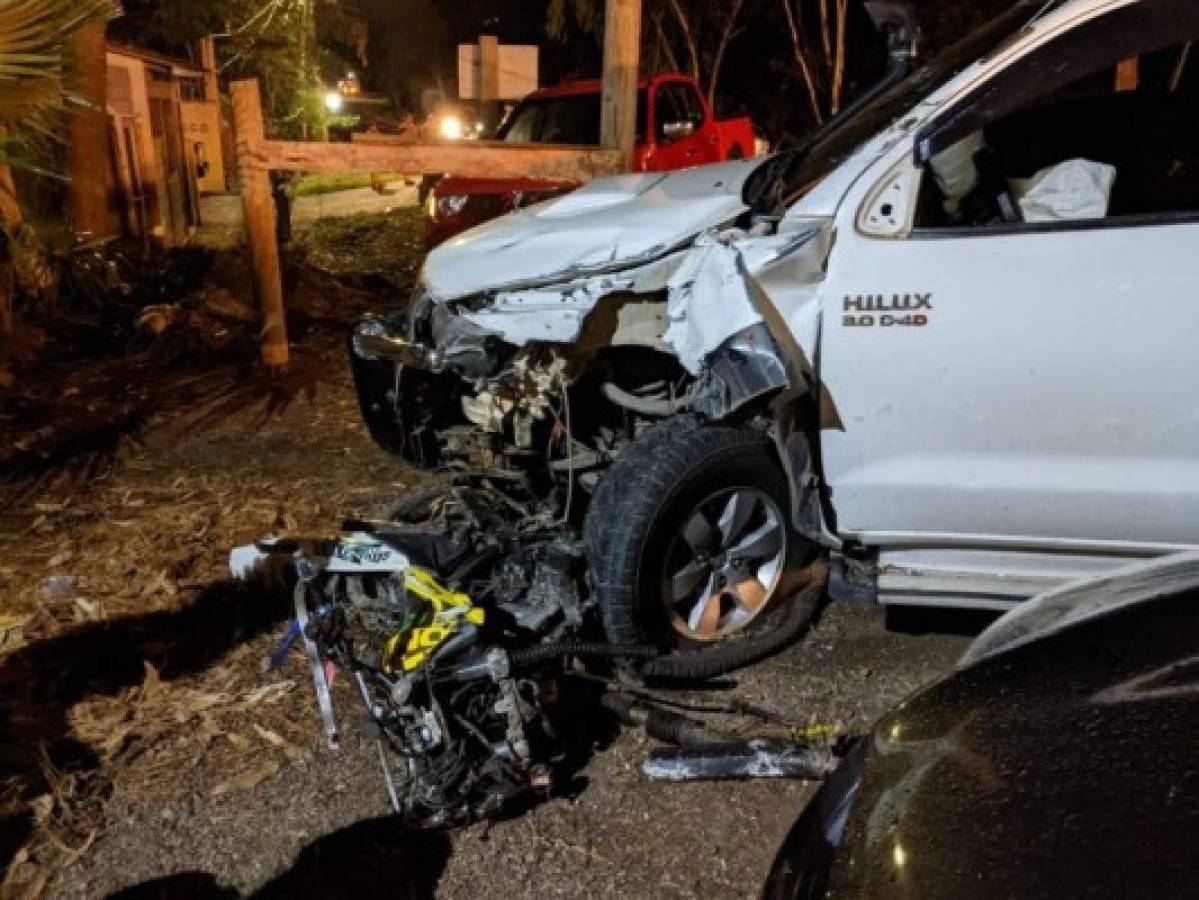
<box><xmin>689</xmin><ymin>323</ymin><xmax>790</xmax><ymax>420</ymax></box>
<box><xmin>666</xmin><ymin>224</ymin><xmax>831</xmax><ymax>375</ymax></box>
<box><xmin>662</xmin><ymin>235</ymin><xmax>765</xmax><ymax>375</ymax></box>
<box><xmin>456</xmin><ymin>248</ymin><xmax>683</xmax><ymax>348</ymax></box>
<box><xmin>458</xmin><ymin>221</ymin><xmax>831</xmax><ymax>370</ymax></box>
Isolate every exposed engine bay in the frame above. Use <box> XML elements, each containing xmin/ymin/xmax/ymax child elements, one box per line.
<box><xmin>232</xmin><ymin>480</ymin><xmax>835</xmax><ymax>827</ymax></box>
<box><xmin>348</xmin><ymin>239</ymin><xmax>814</xmax><ymax>502</ymax></box>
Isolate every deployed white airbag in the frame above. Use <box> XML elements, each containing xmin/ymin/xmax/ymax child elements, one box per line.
<box><xmin>930</xmin><ymin>131</ymin><xmax>985</xmax><ymax>215</ymax></box>
<box><xmin>1016</xmin><ymin>158</ymin><xmax>1117</xmax><ymax>223</ymax></box>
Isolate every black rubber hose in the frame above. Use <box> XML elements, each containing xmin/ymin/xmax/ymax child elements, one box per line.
<box><xmin>640</xmin><ymin>586</ymin><xmax>822</xmax><ymax>682</ymax></box>
<box><xmin>509</xmin><ymin>641</ymin><xmax>660</xmax><ymax>670</ymax></box>
<box><xmin>599</xmin><ymin>693</ymin><xmax>723</xmax><ymax>746</ymax></box>
<box><xmin>598</xmin><ymin>692</ymin><xmax>639</xmax><ymax>724</ymax></box>
<box><xmin>644</xmin><ymin>708</ymin><xmax>724</xmax><ymax>746</ymax></box>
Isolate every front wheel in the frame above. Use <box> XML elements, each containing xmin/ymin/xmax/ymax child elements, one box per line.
<box><xmin>585</xmin><ymin>418</ymin><xmax>813</xmax><ymax>649</ymax></box>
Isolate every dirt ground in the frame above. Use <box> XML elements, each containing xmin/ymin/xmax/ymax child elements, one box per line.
<box><xmin>0</xmin><ymin>214</ymin><xmax>979</xmax><ymax>900</ymax></box>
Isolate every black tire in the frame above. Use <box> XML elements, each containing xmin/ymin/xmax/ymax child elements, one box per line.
<box><xmin>585</xmin><ymin>417</ymin><xmax>810</xmax><ymax>649</ymax></box>
<box><xmin>727</xmin><ymin>143</ymin><xmax>745</xmax><ymax>161</ymax></box>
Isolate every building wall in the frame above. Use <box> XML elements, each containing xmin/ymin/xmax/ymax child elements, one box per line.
<box><xmin>106</xmin><ymin>51</ymin><xmax>165</xmax><ymax>241</ymax></box>
<box><xmin>106</xmin><ymin>47</ymin><xmax>224</xmax><ymax>245</ymax></box>
<box><xmin>181</xmin><ymin>100</ymin><xmax>226</xmax><ymax>194</ymax></box>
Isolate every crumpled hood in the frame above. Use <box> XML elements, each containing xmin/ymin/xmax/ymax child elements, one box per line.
<box><xmin>421</xmin><ymin>158</ymin><xmax>761</xmax><ymax>301</ymax></box>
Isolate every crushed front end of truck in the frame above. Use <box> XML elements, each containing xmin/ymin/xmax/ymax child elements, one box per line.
<box><xmin>348</xmin><ymin>212</ymin><xmax>835</xmax><ymax>512</ymax></box>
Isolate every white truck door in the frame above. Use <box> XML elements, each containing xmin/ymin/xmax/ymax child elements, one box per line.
<box><xmin>814</xmin><ymin>3</ymin><xmax>1199</xmax><ymax>553</ymax></box>
<box><xmin>819</xmin><ymin>203</ymin><xmax>1199</xmax><ymax>549</ymax></box>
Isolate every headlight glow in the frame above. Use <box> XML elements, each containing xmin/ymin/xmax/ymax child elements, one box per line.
<box><xmin>437</xmin><ymin>195</ymin><xmax>469</xmax><ymax>218</ymax></box>
<box><xmin>439</xmin><ymin>115</ymin><xmax>464</xmax><ymax>141</ymax></box>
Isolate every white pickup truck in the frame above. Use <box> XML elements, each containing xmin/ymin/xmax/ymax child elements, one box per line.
<box><xmin>350</xmin><ymin>0</ymin><xmax>1199</xmax><ymax>650</ymax></box>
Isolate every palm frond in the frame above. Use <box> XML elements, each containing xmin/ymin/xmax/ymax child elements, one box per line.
<box><xmin>0</xmin><ymin>0</ymin><xmax>117</xmax><ymax>169</ymax></box>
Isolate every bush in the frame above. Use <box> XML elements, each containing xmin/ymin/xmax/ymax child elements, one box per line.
<box><xmin>287</xmin><ymin>172</ymin><xmax>409</xmax><ymax>198</ymax></box>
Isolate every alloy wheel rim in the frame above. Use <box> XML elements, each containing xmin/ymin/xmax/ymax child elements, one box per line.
<box><xmin>661</xmin><ymin>486</ymin><xmax>787</xmax><ymax>642</ymax></box>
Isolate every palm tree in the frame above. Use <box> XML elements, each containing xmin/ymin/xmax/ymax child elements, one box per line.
<box><xmin>0</xmin><ymin>0</ymin><xmax>114</xmax><ymax>339</ymax></box>
<box><xmin>0</xmin><ymin>0</ymin><xmax>116</xmax><ymax>225</ymax></box>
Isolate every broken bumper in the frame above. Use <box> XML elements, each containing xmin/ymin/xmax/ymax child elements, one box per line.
<box><xmin>350</xmin><ymin>322</ymin><xmax>445</xmax><ymax>372</ymax></box>
<box><xmin>349</xmin><ymin>317</ymin><xmax>467</xmax><ymax>468</ymax></box>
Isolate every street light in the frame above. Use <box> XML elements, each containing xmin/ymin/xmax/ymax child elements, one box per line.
<box><xmin>324</xmin><ymin>90</ymin><xmax>344</xmax><ymax>114</ymax></box>
<box><xmin>438</xmin><ymin>114</ymin><xmax>464</xmax><ymax>141</ymax></box>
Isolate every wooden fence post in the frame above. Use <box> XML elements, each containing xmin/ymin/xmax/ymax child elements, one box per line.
<box><xmin>231</xmin><ymin>79</ymin><xmax>289</xmax><ymax>370</ymax></box>
<box><xmin>601</xmin><ymin>0</ymin><xmax>643</xmax><ymax>166</ymax></box>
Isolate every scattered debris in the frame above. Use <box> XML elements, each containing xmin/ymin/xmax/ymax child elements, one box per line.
<box><xmin>211</xmin><ymin>761</ymin><xmax>282</xmax><ymax>798</ymax></box>
<box><xmin>0</xmin><ymin>612</ymin><xmax>31</xmax><ymax>653</ymax></box>
<box><xmin>642</xmin><ymin>740</ymin><xmax>837</xmax><ymax>783</ymax></box>
<box><xmin>292</xmin><ymin>210</ymin><xmax>422</xmax><ymax>294</ymax></box>
<box><xmin>38</xmin><ymin>576</ymin><xmax>77</xmax><ymax>601</ymax></box>
<box><xmin>0</xmin><ymin>211</ymin><xmax>428</xmax><ymax>898</ymax></box>
<box><xmin>0</xmin><ymin>210</ymin><xmax>424</xmax><ymax>494</ymax></box>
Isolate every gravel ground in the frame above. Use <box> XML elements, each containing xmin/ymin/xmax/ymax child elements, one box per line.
<box><xmin>2</xmin><ymin>354</ymin><xmax>977</xmax><ymax>900</ymax></box>
<box><xmin>65</xmin><ymin>604</ymin><xmax>969</xmax><ymax>900</ymax></box>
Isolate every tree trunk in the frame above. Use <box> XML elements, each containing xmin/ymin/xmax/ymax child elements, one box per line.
<box><xmin>667</xmin><ymin>0</ymin><xmax>701</xmax><ymax>83</ymax></box>
<box><xmin>707</xmin><ymin>0</ymin><xmax>746</xmax><ymax>109</ymax></box>
<box><xmin>67</xmin><ymin>17</ymin><xmax>118</xmax><ymax>239</ymax></box>
<box><xmin>819</xmin><ymin>0</ymin><xmax>832</xmax><ymax>62</ymax></box>
<box><xmin>298</xmin><ymin>0</ymin><xmax>317</xmax><ymax>139</ymax></box>
<box><xmin>0</xmin><ymin>128</ymin><xmax>21</xmax><ymax>229</ymax></box>
<box><xmin>0</xmin><ymin>167</ymin><xmax>19</xmax><ymax>227</ymax></box>
<box><xmin>651</xmin><ymin>11</ymin><xmax>682</xmax><ymax>75</ymax></box>
<box><xmin>830</xmin><ymin>0</ymin><xmax>849</xmax><ymax>115</ymax></box>
<box><xmin>782</xmin><ymin>0</ymin><xmax>825</xmax><ymax>125</ymax></box>
<box><xmin>1</xmin><ymin>127</ymin><xmax>17</xmax><ymax>336</ymax></box>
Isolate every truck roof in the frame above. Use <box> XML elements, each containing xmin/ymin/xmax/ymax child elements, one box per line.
<box><xmin>522</xmin><ymin>72</ymin><xmax>691</xmax><ymax>100</ymax></box>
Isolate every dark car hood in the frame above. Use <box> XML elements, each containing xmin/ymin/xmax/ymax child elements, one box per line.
<box><xmin>827</xmin><ymin>588</ymin><xmax>1199</xmax><ymax>899</ymax></box>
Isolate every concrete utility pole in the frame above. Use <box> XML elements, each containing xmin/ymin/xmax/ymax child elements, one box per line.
<box><xmin>600</xmin><ymin>0</ymin><xmax>643</xmax><ymax>166</ymax></box>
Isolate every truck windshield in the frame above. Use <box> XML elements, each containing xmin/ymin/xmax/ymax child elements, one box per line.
<box><xmin>497</xmin><ymin>90</ymin><xmax>647</xmax><ymax>146</ymax></box>
<box><xmin>745</xmin><ymin>1</ymin><xmax>1046</xmax><ymax>209</ymax></box>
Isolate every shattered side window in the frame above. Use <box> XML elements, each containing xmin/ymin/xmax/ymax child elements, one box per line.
<box><xmin>914</xmin><ymin>33</ymin><xmax>1199</xmax><ymax>229</ymax></box>
<box><xmin>917</xmin><ymin>0</ymin><xmax>1199</xmax><ymax>161</ymax></box>
<box><xmin>497</xmin><ymin>90</ymin><xmax>648</xmax><ymax>147</ymax></box>
<box><xmin>498</xmin><ymin>94</ymin><xmax>601</xmax><ymax>145</ymax></box>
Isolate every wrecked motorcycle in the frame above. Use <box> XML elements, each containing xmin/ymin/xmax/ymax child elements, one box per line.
<box><xmin>233</xmin><ymin>480</ymin><xmax>833</xmax><ymax>828</ymax></box>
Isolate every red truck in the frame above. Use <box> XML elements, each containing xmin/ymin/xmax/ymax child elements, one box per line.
<box><xmin>424</xmin><ymin>73</ymin><xmax>758</xmax><ymax>247</ymax></box>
